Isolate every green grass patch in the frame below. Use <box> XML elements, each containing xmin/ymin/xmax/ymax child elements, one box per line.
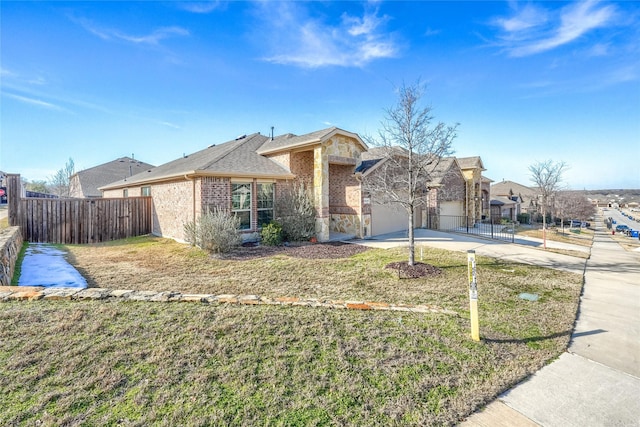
<box><xmin>0</xmin><ymin>301</ymin><xmax>573</xmax><ymax>426</ymax></box>
<box><xmin>10</xmin><ymin>242</ymin><xmax>28</xmax><ymax>286</ymax></box>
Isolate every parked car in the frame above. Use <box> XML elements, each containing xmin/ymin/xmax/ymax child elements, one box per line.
<box><xmin>615</xmin><ymin>224</ymin><xmax>630</xmax><ymax>233</ymax></box>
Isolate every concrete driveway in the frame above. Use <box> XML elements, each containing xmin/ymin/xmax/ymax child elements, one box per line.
<box><xmin>352</xmin><ymin>218</ymin><xmax>640</xmax><ymax>426</ymax></box>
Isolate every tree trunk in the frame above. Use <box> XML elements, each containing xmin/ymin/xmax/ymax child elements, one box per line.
<box><xmin>408</xmin><ymin>207</ymin><xmax>415</xmax><ymax>266</ymax></box>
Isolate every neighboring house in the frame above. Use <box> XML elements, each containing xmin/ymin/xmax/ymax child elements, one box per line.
<box><xmin>491</xmin><ymin>179</ymin><xmax>539</xmax><ymax>216</ymax></box>
<box><xmin>490</xmin><ymin>195</ymin><xmax>521</xmax><ymax>221</ymax></box>
<box><xmin>100</xmin><ymin>127</ymin><xmax>487</xmax><ymax>242</ymax></box>
<box><xmin>70</xmin><ymin>157</ymin><xmax>155</xmax><ymax>198</ymax></box>
<box><xmin>457</xmin><ymin>157</ymin><xmax>487</xmax><ymax>225</ymax></box>
<box><xmin>355</xmin><ymin>149</ymin><xmax>468</xmax><ymax>235</ymax></box>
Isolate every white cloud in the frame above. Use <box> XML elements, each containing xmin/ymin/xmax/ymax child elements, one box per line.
<box><xmin>177</xmin><ymin>1</ymin><xmax>225</xmax><ymax>14</ymax></box>
<box><xmin>258</xmin><ymin>3</ymin><xmax>398</xmax><ymax>68</ymax></box>
<box><xmin>2</xmin><ymin>92</ymin><xmax>69</xmax><ymax>112</ymax></box>
<box><xmin>72</xmin><ymin>16</ymin><xmax>189</xmax><ymax>46</ymax></box>
<box><xmin>492</xmin><ymin>0</ymin><xmax>618</xmax><ymax>57</ymax></box>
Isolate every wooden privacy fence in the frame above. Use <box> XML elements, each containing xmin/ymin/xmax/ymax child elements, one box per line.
<box><xmin>7</xmin><ymin>174</ymin><xmax>152</xmax><ymax>244</ymax></box>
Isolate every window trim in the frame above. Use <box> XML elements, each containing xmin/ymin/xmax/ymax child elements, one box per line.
<box><xmin>231</xmin><ymin>182</ymin><xmax>252</xmax><ymax>230</ymax></box>
<box><xmin>256</xmin><ymin>182</ymin><xmax>274</xmax><ymax>227</ymax></box>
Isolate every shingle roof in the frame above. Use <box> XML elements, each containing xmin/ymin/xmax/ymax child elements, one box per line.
<box><xmin>428</xmin><ymin>157</ymin><xmax>459</xmax><ymax>186</ymax></box>
<box><xmin>354</xmin><ymin>159</ymin><xmax>381</xmax><ymax>173</ymax></box>
<box><xmin>491</xmin><ymin>180</ymin><xmax>537</xmax><ymax>200</ymax></box>
<box><xmin>491</xmin><ymin>195</ymin><xmax>517</xmax><ymax>206</ymax></box>
<box><xmin>100</xmin><ymin>133</ymin><xmax>294</xmax><ymax>190</ymax></box>
<box><xmin>72</xmin><ymin>157</ymin><xmax>155</xmax><ymax>197</ymax></box>
<box><xmin>257</xmin><ymin>127</ymin><xmax>366</xmax><ymax>154</ymax></box>
<box><xmin>457</xmin><ymin>156</ymin><xmax>485</xmax><ymax>171</ymax></box>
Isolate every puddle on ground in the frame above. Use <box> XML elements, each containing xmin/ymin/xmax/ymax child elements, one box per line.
<box><xmin>18</xmin><ymin>244</ymin><xmax>87</xmax><ymax>288</ymax></box>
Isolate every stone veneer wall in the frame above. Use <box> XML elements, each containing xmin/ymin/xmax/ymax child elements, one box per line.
<box><xmin>0</xmin><ymin>227</ymin><xmax>23</xmax><ymax>287</ymax></box>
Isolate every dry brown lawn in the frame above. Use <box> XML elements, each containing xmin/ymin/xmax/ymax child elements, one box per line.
<box><xmin>1</xmin><ymin>235</ymin><xmax>584</xmax><ymax>426</ymax></box>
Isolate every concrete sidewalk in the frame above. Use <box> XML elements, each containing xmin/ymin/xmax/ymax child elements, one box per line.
<box><xmin>351</xmin><ymin>221</ymin><xmax>640</xmax><ymax>426</ymax></box>
<box><xmin>458</xmin><ymin>216</ymin><xmax>640</xmax><ymax>427</ymax></box>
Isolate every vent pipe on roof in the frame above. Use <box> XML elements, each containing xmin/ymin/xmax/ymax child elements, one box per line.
<box><xmin>271</xmin><ymin>126</ymin><xmax>274</xmax><ymax>141</ymax></box>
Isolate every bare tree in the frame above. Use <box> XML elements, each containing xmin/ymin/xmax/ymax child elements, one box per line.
<box><xmin>362</xmin><ymin>81</ymin><xmax>458</xmax><ymax>265</ymax></box>
<box><xmin>556</xmin><ymin>191</ymin><xmax>596</xmax><ymax>230</ymax></box>
<box><xmin>49</xmin><ymin>158</ymin><xmax>75</xmax><ymax>197</ymax></box>
<box><xmin>529</xmin><ymin>160</ymin><xmax>567</xmax><ymax>248</ymax></box>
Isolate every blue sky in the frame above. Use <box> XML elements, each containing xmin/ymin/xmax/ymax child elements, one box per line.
<box><xmin>1</xmin><ymin>0</ymin><xmax>639</xmax><ymax>190</ymax></box>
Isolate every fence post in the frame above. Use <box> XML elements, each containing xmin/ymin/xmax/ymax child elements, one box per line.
<box><xmin>6</xmin><ymin>174</ymin><xmax>22</xmax><ymax>227</ymax></box>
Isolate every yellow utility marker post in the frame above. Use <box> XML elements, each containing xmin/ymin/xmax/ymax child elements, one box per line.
<box><xmin>467</xmin><ymin>250</ymin><xmax>480</xmax><ymax>341</ymax></box>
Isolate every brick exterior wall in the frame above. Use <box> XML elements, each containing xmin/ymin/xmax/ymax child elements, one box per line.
<box><xmin>329</xmin><ymin>164</ymin><xmax>359</xmax><ymax>215</ymax></box>
<box><xmin>290</xmin><ymin>151</ymin><xmax>314</xmax><ymax>187</ymax></box>
<box><xmin>200</xmin><ymin>177</ymin><xmax>231</xmax><ymax>213</ymax></box>
<box><xmin>104</xmin><ymin>180</ymin><xmax>194</xmax><ymax>241</ymax></box>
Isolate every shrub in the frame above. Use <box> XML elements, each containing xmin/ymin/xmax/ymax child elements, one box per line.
<box><xmin>275</xmin><ymin>182</ymin><xmax>316</xmax><ymax>241</ymax></box>
<box><xmin>184</xmin><ymin>208</ymin><xmax>242</xmax><ymax>254</ymax></box>
<box><xmin>261</xmin><ymin>221</ymin><xmax>283</xmax><ymax>246</ymax></box>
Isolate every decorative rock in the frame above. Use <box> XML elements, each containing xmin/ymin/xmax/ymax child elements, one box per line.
<box><xmin>366</xmin><ymin>301</ymin><xmax>390</xmax><ymax>310</ymax></box>
<box><xmin>75</xmin><ymin>288</ymin><xmax>112</xmax><ymax>300</ymax></box>
<box><xmin>180</xmin><ymin>294</ymin><xmax>213</xmax><ymax>303</ymax></box>
<box><xmin>346</xmin><ymin>303</ymin><xmax>372</xmax><ymax>310</ymax></box>
<box><xmin>275</xmin><ymin>296</ymin><xmax>299</xmax><ymax>303</ymax></box>
<box><xmin>110</xmin><ymin>289</ymin><xmax>134</xmax><ymax>298</ymax></box>
<box><xmin>42</xmin><ymin>287</ymin><xmax>81</xmax><ymax>300</ymax></box>
<box><xmin>215</xmin><ymin>294</ymin><xmax>238</xmax><ymax>303</ymax></box>
<box><xmin>9</xmin><ymin>289</ymin><xmax>44</xmax><ymax>301</ymax></box>
<box><xmin>239</xmin><ymin>295</ymin><xmax>260</xmax><ymax>304</ymax></box>
<box><xmin>0</xmin><ymin>285</ymin><xmax>458</xmax><ymax>317</ymax></box>
<box><xmin>126</xmin><ymin>290</ymin><xmax>160</xmax><ymax>301</ymax></box>
<box><xmin>149</xmin><ymin>291</ymin><xmax>178</xmax><ymax>302</ymax></box>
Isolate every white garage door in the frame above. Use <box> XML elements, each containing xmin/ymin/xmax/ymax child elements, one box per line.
<box><xmin>370</xmin><ymin>204</ymin><xmax>409</xmax><ymax>236</ymax></box>
<box><xmin>439</xmin><ymin>201</ymin><xmax>464</xmax><ymax>230</ymax></box>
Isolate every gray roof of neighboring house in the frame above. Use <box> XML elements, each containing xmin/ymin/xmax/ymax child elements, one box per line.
<box><xmin>73</xmin><ymin>157</ymin><xmax>155</xmax><ymax>197</ymax></box>
<box><xmin>491</xmin><ymin>195</ymin><xmax>518</xmax><ymax>206</ymax></box>
<box><xmin>357</xmin><ymin>151</ymin><xmax>462</xmax><ymax>187</ymax></box>
<box><xmin>428</xmin><ymin>157</ymin><xmax>460</xmax><ymax>186</ymax></box>
<box><xmin>257</xmin><ymin>127</ymin><xmax>366</xmax><ymax>155</ymax></box>
<box><xmin>491</xmin><ymin>180</ymin><xmax>537</xmax><ymax>199</ymax></box>
<box><xmin>100</xmin><ymin>133</ymin><xmax>294</xmax><ymax>190</ymax></box>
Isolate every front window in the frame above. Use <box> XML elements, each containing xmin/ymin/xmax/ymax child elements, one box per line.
<box><xmin>123</xmin><ymin>189</ymin><xmax>128</xmax><ymax>198</ymax></box>
<box><xmin>232</xmin><ymin>183</ymin><xmax>251</xmax><ymax>230</ymax></box>
<box><xmin>141</xmin><ymin>186</ymin><xmax>151</xmax><ymax>196</ymax></box>
<box><xmin>257</xmin><ymin>183</ymin><xmax>274</xmax><ymax>227</ymax></box>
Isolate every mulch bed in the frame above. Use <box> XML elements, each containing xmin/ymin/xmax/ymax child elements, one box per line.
<box><xmin>385</xmin><ymin>261</ymin><xmax>442</xmax><ymax>279</ymax></box>
<box><xmin>223</xmin><ymin>242</ymin><xmax>370</xmax><ymax>260</ymax></box>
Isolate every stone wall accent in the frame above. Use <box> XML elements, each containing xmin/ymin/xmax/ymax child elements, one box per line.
<box><xmin>330</xmin><ymin>214</ymin><xmax>360</xmax><ymax>235</ymax></box>
<box><xmin>0</xmin><ymin>227</ymin><xmax>23</xmax><ymax>287</ymax></box>
<box><xmin>0</xmin><ymin>286</ymin><xmax>458</xmax><ymax>316</ymax></box>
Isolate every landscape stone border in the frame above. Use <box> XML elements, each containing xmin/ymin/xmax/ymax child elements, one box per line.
<box><xmin>0</xmin><ymin>286</ymin><xmax>457</xmax><ymax>316</ymax></box>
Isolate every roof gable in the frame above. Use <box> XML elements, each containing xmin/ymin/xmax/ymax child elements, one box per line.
<box><xmin>457</xmin><ymin>156</ymin><xmax>485</xmax><ymax>171</ymax></box>
<box><xmin>257</xmin><ymin>127</ymin><xmax>366</xmax><ymax>155</ymax></box>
